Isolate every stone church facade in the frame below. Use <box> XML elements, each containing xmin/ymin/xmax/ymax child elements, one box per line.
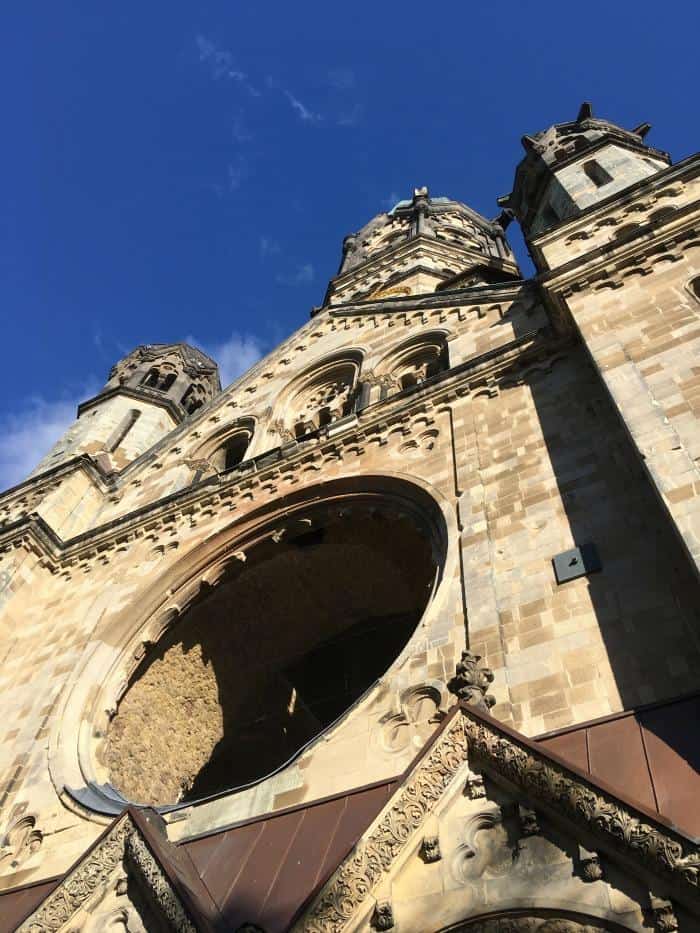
<box><xmin>2</xmin><ymin>105</ymin><xmax>700</xmax><ymax>931</ymax></box>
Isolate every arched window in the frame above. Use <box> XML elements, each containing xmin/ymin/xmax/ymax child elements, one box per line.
<box><xmin>141</xmin><ymin>368</ymin><xmax>160</xmax><ymax>388</ymax></box>
<box><xmin>378</xmin><ymin>334</ymin><xmax>449</xmax><ymax>398</ymax></box>
<box><xmin>140</xmin><ymin>368</ymin><xmax>176</xmax><ymax>391</ymax></box>
<box><xmin>210</xmin><ymin>431</ymin><xmax>252</xmax><ymax>472</ymax></box>
<box><xmin>181</xmin><ymin>383</ymin><xmax>206</xmax><ymax>414</ymax></box>
<box><xmin>283</xmin><ymin>357</ymin><xmax>362</xmax><ymax>439</ymax></box>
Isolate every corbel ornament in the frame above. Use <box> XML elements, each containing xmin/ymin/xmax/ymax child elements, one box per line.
<box><xmin>461</xmin><ymin>710</ymin><xmax>700</xmax><ymax>897</ymax></box>
<box><xmin>295</xmin><ymin>712</ymin><xmax>469</xmax><ymax>933</ymax></box>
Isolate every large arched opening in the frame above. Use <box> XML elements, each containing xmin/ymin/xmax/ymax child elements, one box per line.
<box><xmin>103</xmin><ymin>482</ymin><xmax>445</xmax><ymax>806</ymax></box>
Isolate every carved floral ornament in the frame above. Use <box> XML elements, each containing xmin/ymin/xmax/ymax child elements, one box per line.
<box><xmin>294</xmin><ymin>705</ymin><xmax>700</xmax><ymax>933</ymax></box>
<box><xmin>16</xmin><ymin>812</ymin><xmax>197</xmax><ymax>933</ymax></box>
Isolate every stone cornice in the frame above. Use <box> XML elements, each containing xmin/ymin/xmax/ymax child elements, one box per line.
<box><xmin>322</xmin><ymin>235</ymin><xmax>519</xmax><ymax>308</ymax></box>
<box><xmin>529</xmin><ymin>151</ymin><xmax>700</xmax><ymax>258</ymax></box>
<box><xmin>530</xmin><ymin>152</ymin><xmax>700</xmax><ymax>246</ymax></box>
<box><xmin>77</xmin><ymin>385</ymin><xmax>186</xmax><ymax>422</ymax></box>
<box><xmin>15</xmin><ymin>809</ymin><xmax>206</xmax><ymax>933</ymax></box>
<box><xmin>0</xmin><ymin>328</ymin><xmax>566</xmax><ymax>569</ymax></box>
<box><xmin>326</xmin><ymin>278</ymin><xmax>530</xmax><ymax>316</ymax></box>
<box><xmin>0</xmin><ymin>456</ymin><xmax>115</xmax><ymax>508</ymax></box>
<box><xmin>538</xmin><ymin>201</ymin><xmax>700</xmax><ymax>298</ymax></box>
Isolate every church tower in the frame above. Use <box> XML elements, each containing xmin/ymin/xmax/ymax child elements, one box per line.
<box><xmin>2</xmin><ymin>106</ymin><xmax>700</xmax><ymax>933</ymax></box>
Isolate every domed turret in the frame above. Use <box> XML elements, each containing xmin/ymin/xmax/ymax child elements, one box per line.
<box><xmin>31</xmin><ymin>343</ymin><xmax>220</xmax><ymax>478</ymax></box>
<box><xmin>500</xmin><ymin>102</ymin><xmax>670</xmax><ymax>239</ymax></box>
<box><xmin>323</xmin><ymin>187</ymin><xmax>520</xmax><ymax>307</ymax></box>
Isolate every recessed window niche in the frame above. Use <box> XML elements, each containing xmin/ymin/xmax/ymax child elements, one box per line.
<box><xmin>103</xmin><ymin>501</ymin><xmax>441</xmax><ymax>805</ymax></box>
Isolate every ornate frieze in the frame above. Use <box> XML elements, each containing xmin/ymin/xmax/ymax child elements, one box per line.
<box><xmin>296</xmin><ymin>713</ymin><xmax>469</xmax><ymax>933</ymax></box>
<box><xmin>16</xmin><ymin>813</ymin><xmax>198</xmax><ymax>933</ymax></box>
<box><xmin>462</xmin><ymin>711</ymin><xmax>700</xmax><ymax>897</ymax></box>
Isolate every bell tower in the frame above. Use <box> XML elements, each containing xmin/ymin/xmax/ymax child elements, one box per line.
<box><xmin>499</xmin><ymin>102</ymin><xmax>670</xmax><ymax>241</ymax></box>
<box><xmin>31</xmin><ymin>342</ymin><xmax>220</xmax><ymax>478</ymax></box>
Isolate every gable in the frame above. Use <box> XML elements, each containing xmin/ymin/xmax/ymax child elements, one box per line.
<box><xmin>294</xmin><ymin>705</ymin><xmax>700</xmax><ymax>933</ymax></box>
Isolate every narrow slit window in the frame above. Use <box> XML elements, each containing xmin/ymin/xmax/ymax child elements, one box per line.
<box><xmin>107</xmin><ymin>410</ymin><xmax>140</xmax><ymax>453</ymax></box>
<box><xmin>583</xmin><ymin>159</ymin><xmax>613</xmax><ymax>188</ymax></box>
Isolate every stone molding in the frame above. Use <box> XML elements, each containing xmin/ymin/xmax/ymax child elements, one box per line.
<box><xmin>295</xmin><ymin>713</ymin><xmax>469</xmax><ymax>932</ymax></box>
<box><xmin>16</xmin><ymin>812</ymin><xmax>198</xmax><ymax>933</ymax></box>
<box><xmin>462</xmin><ymin>712</ymin><xmax>700</xmax><ymax>900</ymax></box>
<box><xmin>16</xmin><ymin>816</ymin><xmax>132</xmax><ymax>932</ymax></box>
<box><xmin>125</xmin><ymin>831</ymin><xmax>197</xmax><ymax>933</ymax></box>
<box><xmin>295</xmin><ymin>706</ymin><xmax>700</xmax><ymax>932</ymax></box>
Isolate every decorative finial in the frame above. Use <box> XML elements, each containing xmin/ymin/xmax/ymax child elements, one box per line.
<box><xmin>576</xmin><ymin>102</ymin><xmax>593</xmax><ymax>122</ymax></box>
<box><xmin>632</xmin><ymin>122</ymin><xmax>652</xmax><ymax>139</ymax></box>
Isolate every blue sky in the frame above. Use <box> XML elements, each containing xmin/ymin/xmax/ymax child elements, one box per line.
<box><xmin>1</xmin><ymin>1</ymin><xmax>697</xmax><ymax>488</ymax></box>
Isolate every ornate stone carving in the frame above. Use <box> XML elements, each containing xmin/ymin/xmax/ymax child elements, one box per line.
<box><xmin>371</xmin><ymin>900</ymin><xmax>395</xmax><ymax>931</ymax></box>
<box><xmin>125</xmin><ymin>832</ymin><xmax>197</xmax><ymax>933</ymax></box>
<box><xmin>378</xmin><ymin>685</ymin><xmax>445</xmax><ymax>754</ymax></box>
<box><xmin>18</xmin><ymin>816</ymin><xmax>132</xmax><ymax>932</ymax></box>
<box><xmin>296</xmin><ymin>713</ymin><xmax>468</xmax><ymax>932</ymax></box>
<box><xmin>462</xmin><ymin>711</ymin><xmax>700</xmax><ymax>895</ymax></box>
<box><xmin>420</xmin><ymin>834</ymin><xmax>441</xmax><ymax>863</ymax></box>
<box><xmin>460</xmin><ymin>917</ymin><xmax>606</xmax><ymax>933</ymax></box>
<box><xmin>647</xmin><ymin>895</ymin><xmax>678</xmax><ymax>933</ymax></box>
<box><xmin>448</xmin><ymin>651</ymin><xmax>496</xmax><ymax>711</ymax></box>
<box><xmin>577</xmin><ymin>845</ymin><xmax>603</xmax><ymax>882</ymax></box>
<box><xmin>518</xmin><ymin>804</ymin><xmax>540</xmax><ymax>837</ymax></box>
<box><xmin>0</xmin><ymin>813</ymin><xmax>42</xmax><ymax>872</ymax></box>
<box><xmin>17</xmin><ymin>814</ymin><xmax>197</xmax><ymax>933</ymax></box>
<box><xmin>466</xmin><ymin>771</ymin><xmax>486</xmax><ymax>800</ymax></box>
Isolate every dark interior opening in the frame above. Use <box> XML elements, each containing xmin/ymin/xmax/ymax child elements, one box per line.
<box><xmin>105</xmin><ymin>503</ymin><xmax>439</xmax><ymax>805</ymax></box>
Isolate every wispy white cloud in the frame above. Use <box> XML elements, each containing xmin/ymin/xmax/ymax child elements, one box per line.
<box><xmin>276</xmin><ymin>263</ymin><xmax>314</xmax><ymax>286</ymax></box>
<box><xmin>195</xmin><ymin>35</ymin><xmax>260</xmax><ymax>96</ymax></box>
<box><xmin>382</xmin><ymin>191</ymin><xmax>401</xmax><ymax>210</ymax></box>
<box><xmin>186</xmin><ymin>332</ymin><xmax>265</xmax><ymax>388</ymax></box>
<box><xmin>0</xmin><ymin>385</ymin><xmax>98</xmax><ymax>492</ymax></box>
<box><xmin>259</xmin><ymin>236</ymin><xmax>281</xmax><ymax>258</ymax></box>
<box><xmin>283</xmin><ymin>90</ymin><xmax>321</xmax><ymax>123</ymax></box>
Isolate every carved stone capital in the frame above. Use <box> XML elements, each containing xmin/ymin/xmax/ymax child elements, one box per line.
<box><xmin>647</xmin><ymin>895</ymin><xmax>678</xmax><ymax>933</ymax></box>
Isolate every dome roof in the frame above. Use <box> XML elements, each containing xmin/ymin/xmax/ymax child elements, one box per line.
<box><xmin>339</xmin><ymin>187</ymin><xmax>513</xmax><ymax>275</ymax></box>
